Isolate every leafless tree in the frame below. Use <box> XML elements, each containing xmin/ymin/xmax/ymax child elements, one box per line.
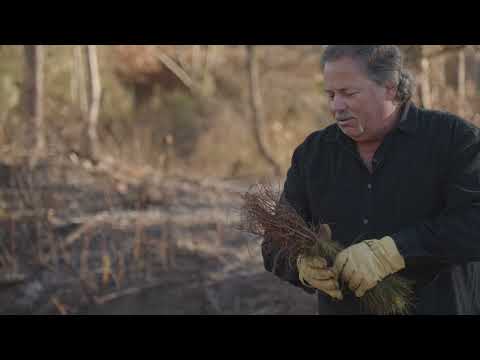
<box><xmin>192</xmin><ymin>45</ymin><xmax>207</xmax><ymax>82</ymax></box>
<box><xmin>72</xmin><ymin>45</ymin><xmax>88</xmax><ymax>119</ymax></box>
<box><xmin>83</xmin><ymin>45</ymin><xmax>102</xmax><ymax>160</ymax></box>
<box><xmin>245</xmin><ymin>45</ymin><xmax>282</xmax><ymax>176</ymax></box>
<box><xmin>24</xmin><ymin>45</ymin><xmax>45</xmax><ymax>167</ymax></box>
<box><xmin>457</xmin><ymin>48</ymin><xmax>466</xmax><ymax>116</ymax></box>
<box><xmin>475</xmin><ymin>49</ymin><xmax>480</xmax><ymax>92</ymax></box>
<box><xmin>420</xmin><ymin>54</ymin><xmax>432</xmax><ymax>109</ymax></box>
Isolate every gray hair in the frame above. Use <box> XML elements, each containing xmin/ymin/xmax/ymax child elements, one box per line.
<box><xmin>320</xmin><ymin>45</ymin><xmax>415</xmax><ymax>103</ymax></box>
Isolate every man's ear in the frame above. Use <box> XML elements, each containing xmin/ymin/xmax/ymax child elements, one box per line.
<box><xmin>384</xmin><ymin>80</ymin><xmax>397</xmax><ymax>101</ymax></box>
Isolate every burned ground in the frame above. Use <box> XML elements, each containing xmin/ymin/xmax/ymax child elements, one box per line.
<box><xmin>0</xmin><ymin>161</ymin><xmax>316</xmax><ymax>315</ymax></box>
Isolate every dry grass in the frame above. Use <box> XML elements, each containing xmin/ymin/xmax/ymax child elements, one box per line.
<box><xmin>0</xmin><ymin>158</ymin><xmax>182</xmax><ymax>313</ymax></box>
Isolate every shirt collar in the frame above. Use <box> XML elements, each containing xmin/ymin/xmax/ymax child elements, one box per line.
<box><xmin>325</xmin><ymin>100</ymin><xmax>419</xmax><ymax>143</ymax></box>
<box><xmin>395</xmin><ymin>101</ymin><xmax>418</xmax><ymax>135</ymax></box>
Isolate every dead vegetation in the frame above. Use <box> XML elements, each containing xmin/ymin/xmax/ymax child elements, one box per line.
<box><xmin>0</xmin><ymin>158</ymin><xmax>316</xmax><ymax>314</ymax></box>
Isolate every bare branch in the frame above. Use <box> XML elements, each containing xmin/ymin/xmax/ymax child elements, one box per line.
<box><xmin>155</xmin><ymin>52</ymin><xmax>196</xmax><ymax>92</ymax></box>
<box><xmin>246</xmin><ymin>46</ymin><xmax>282</xmax><ymax>177</ymax></box>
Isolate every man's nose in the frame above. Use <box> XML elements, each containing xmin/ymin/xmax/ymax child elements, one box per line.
<box><xmin>331</xmin><ymin>95</ymin><xmax>347</xmax><ymax>112</ymax></box>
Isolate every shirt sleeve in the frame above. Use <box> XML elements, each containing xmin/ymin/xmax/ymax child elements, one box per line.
<box><xmin>261</xmin><ymin>141</ymin><xmax>316</xmax><ymax>294</ymax></box>
<box><xmin>392</xmin><ymin>121</ymin><xmax>480</xmax><ymax>264</ymax></box>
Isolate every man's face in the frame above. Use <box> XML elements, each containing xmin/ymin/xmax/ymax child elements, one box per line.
<box><xmin>323</xmin><ymin>57</ymin><xmax>397</xmax><ymax>143</ymax></box>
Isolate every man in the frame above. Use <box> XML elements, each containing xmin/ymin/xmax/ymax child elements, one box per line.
<box><xmin>261</xmin><ymin>45</ymin><xmax>480</xmax><ymax>315</ymax></box>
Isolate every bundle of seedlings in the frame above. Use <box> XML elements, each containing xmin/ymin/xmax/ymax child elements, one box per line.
<box><xmin>239</xmin><ymin>183</ymin><xmax>414</xmax><ymax>315</ymax></box>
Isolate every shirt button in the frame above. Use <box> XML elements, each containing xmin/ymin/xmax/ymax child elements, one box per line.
<box><xmin>367</xmin><ymin>183</ymin><xmax>372</xmax><ymax>190</ymax></box>
<box><xmin>363</xmin><ymin>218</ymin><xmax>369</xmax><ymax>225</ymax></box>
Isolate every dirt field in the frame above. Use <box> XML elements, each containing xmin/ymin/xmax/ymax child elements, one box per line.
<box><xmin>0</xmin><ymin>161</ymin><xmax>316</xmax><ymax>315</ymax></box>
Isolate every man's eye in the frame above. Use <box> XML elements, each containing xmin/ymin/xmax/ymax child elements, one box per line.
<box><xmin>346</xmin><ymin>92</ymin><xmax>357</xmax><ymax>97</ymax></box>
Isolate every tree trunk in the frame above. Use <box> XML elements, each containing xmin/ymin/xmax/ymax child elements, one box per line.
<box><xmin>24</xmin><ymin>45</ymin><xmax>45</xmax><ymax>167</ymax></box>
<box><xmin>192</xmin><ymin>45</ymin><xmax>203</xmax><ymax>80</ymax></box>
<box><xmin>429</xmin><ymin>52</ymin><xmax>447</xmax><ymax>109</ymax></box>
<box><xmin>83</xmin><ymin>45</ymin><xmax>102</xmax><ymax>160</ymax></box>
<box><xmin>245</xmin><ymin>45</ymin><xmax>282</xmax><ymax>177</ymax></box>
<box><xmin>420</xmin><ymin>56</ymin><xmax>432</xmax><ymax>109</ymax></box>
<box><xmin>73</xmin><ymin>45</ymin><xmax>88</xmax><ymax>118</ymax></box>
<box><xmin>475</xmin><ymin>50</ymin><xmax>480</xmax><ymax>93</ymax></box>
<box><xmin>457</xmin><ymin>48</ymin><xmax>466</xmax><ymax>116</ymax></box>
<box><xmin>192</xmin><ymin>45</ymin><xmax>213</xmax><ymax>94</ymax></box>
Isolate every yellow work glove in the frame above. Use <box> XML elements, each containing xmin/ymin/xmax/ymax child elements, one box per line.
<box><xmin>297</xmin><ymin>254</ymin><xmax>343</xmax><ymax>300</ymax></box>
<box><xmin>333</xmin><ymin>236</ymin><xmax>405</xmax><ymax>298</ymax></box>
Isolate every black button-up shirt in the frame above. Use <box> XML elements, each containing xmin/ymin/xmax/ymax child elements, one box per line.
<box><xmin>262</xmin><ymin>102</ymin><xmax>480</xmax><ymax>314</ymax></box>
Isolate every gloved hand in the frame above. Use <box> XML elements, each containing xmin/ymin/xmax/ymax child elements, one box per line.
<box><xmin>297</xmin><ymin>254</ymin><xmax>343</xmax><ymax>300</ymax></box>
<box><xmin>333</xmin><ymin>236</ymin><xmax>405</xmax><ymax>298</ymax></box>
